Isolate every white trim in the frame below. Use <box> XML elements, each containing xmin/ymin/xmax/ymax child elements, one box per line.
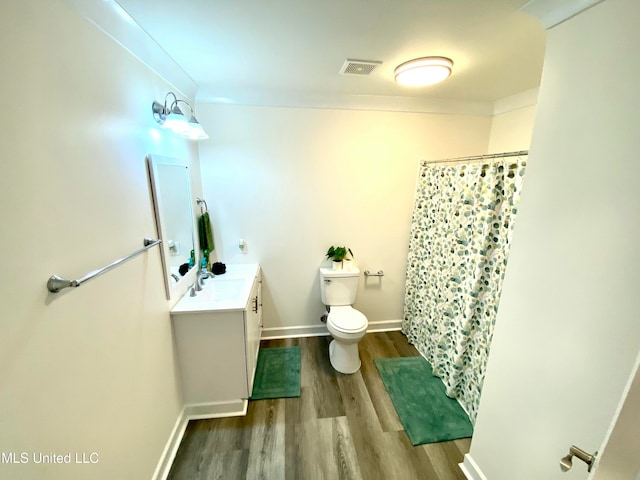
<box><xmin>183</xmin><ymin>399</ymin><xmax>248</xmax><ymax>420</ymax></box>
<box><xmin>594</xmin><ymin>349</ymin><xmax>640</xmax><ymax>477</ymax></box>
<box><xmin>367</xmin><ymin>319</ymin><xmax>403</xmax><ymax>332</ymax></box>
<box><xmin>492</xmin><ymin>88</ymin><xmax>539</xmax><ymax>115</ymax></box>
<box><xmin>152</xmin><ymin>410</ymin><xmax>189</xmax><ymax>480</ymax></box>
<box><xmin>261</xmin><ymin>319</ymin><xmax>402</xmax><ymax>340</ymax></box>
<box><xmin>261</xmin><ymin>324</ymin><xmax>330</xmax><ymax>339</ymax></box>
<box><xmin>63</xmin><ymin>0</ymin><xmax>198</xmax><ymax>99</ymax></box>
<box><xmin>153</xmin><ymin>400</ymin><xmax>249</xmax><ymax>480</ymax></box>
<box><xmin>196</xmin><ymin>89</ymin><xmax>494</xmax><ymax>116</ymax></box>
<box><xmin>520</xmin><ymin>0</ymin><xmax>605</xmax><ymax>29</ymax></box>
<box><xmin>460</xmin><ymin>453</ymin><xmax>489</xmax><ymax>480</ymax></box>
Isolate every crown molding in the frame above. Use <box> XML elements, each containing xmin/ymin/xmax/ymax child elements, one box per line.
<box><xmin>63</xmin><ymin>0</ymin><xmax>198</xmax><ymax>100</ymax></box>
<box><xmin>493</xmin><ymin>88</ymin><xmax>539</xmax><ymax>115</ymax></box>
<box><xmin>63</xmin><ymin>0</ymin><xmax>541</xmax><ymax>117</ymax></box>
<box><xmin>520</xmin><ymin>0</ymin><xmax>606</xmax><ymax>29</ymax></box>
<box><xmin>196</xmin><ymin>88</ymin><xmax>495</xmax><ymax>116</ymax></box>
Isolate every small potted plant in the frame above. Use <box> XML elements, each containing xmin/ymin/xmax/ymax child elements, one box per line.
<box><xmin>326</xmin><ymin>246</ymin><xmax>354</xmax><ymax>270</ymax></box>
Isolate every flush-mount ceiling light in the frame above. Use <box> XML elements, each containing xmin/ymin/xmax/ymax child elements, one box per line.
<box><xmin>394</xmin><ymin>56</ymin><xmax>453</xmax><ymax>87</ymax></box>
<box><xmin>152</xmin><ymin>92</ymin><xmax>209</xmax><ymax>140</ymax></box>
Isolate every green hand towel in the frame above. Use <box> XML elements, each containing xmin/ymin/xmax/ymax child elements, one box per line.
<box><xmin>198</xmin><ymin>212</ymin><xmax>215</xmax><ymax>253</ymax></box>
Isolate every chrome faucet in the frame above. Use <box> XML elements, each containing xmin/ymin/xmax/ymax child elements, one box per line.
<box><xmin>195</xmin><ymin>271</ymin><xmax>215</xmax><ymax>291</ymax></box>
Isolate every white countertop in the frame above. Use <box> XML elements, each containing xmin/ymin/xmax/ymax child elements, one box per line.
<box><xmin>171</xmin><ymin>263</ymin><xmax>260</xmax><ymax>315</ymax></box>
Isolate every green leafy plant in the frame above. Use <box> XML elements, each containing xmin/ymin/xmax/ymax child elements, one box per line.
<box><xmin>326</xmin><ymin>246</ymin><xmax>354</xmax><ymax>262</ymax></box>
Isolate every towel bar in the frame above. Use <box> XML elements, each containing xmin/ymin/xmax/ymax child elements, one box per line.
<box><xmin>47</xmin><ymin>238</ymin><xmax>161</xmax><ymax>293</ymax></box>
<box><xmin>196</xmin><ymin>197</ymin><xmax>208</xmax><ymax>213</ymax></box>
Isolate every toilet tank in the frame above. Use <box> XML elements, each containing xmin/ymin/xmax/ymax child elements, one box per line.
<box><xmin>319</xmin><ymin>267</ymin><xmax>360</xmax><ymax>306</ymax></box>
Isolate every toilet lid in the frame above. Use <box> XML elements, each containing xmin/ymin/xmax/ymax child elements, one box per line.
<box><xmin>328</xmin><ymin>306</ymin><xmax>367</xmax><ymax>333</ymax></box>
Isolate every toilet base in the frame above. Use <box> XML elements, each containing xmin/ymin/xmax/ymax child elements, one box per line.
<box><xmin>329</xmin><ymin>339</ymin><xmax>361</xmax><ymax>374</ymax></box>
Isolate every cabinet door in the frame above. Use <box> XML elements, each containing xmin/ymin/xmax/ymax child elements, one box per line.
<box><xmin>257</xmin><ymin>275</ymin><xmax>263</xmax><ymax>327</ymax></box>
<box><xmin>244</xmin><ymin>276</ymin><xmax>262</xmax><ymax>394</ymax></box>
<box><xmin>172</xmin><ymin>310</ymin><xmax>248</xmax><ymax>403</ymax></box>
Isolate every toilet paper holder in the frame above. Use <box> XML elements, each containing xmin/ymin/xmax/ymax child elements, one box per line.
<box><xmin>364</xmin><ymin>269</ymin><xmax>384</xmax><ymax>277</ymax></box>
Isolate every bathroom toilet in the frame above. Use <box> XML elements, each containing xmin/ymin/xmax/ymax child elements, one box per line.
<box><xmin>319</xmin><ymin>267</ymin><xmax>368</xmax><ymax>374</ymax></box>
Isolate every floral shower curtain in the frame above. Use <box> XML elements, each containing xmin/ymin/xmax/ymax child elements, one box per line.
<box><xmin>402</xmin><ymin>155</ymin><xmax>526</xmax><ymax>423</ymax></box>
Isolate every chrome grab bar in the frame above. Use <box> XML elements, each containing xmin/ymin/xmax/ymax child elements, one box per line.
<box><xmin>47</xmin><ymin>238</ymin><xmax>161</xmax><ymax>293</ymax></box>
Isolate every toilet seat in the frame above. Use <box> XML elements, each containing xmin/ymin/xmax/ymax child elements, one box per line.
<box><xmin>328</xmin><ymin>306</ymin><xmax>367</xmax><ymax>333</ymax></box>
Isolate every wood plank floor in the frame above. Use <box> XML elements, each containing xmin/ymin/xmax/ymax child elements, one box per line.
<box><xmin>168</xmin><ymin>331</ymin><xmax>471</xmax><ymax>480</ymax></box>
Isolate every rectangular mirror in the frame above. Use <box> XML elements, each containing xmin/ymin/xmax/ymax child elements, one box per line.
<box><xmin>147</xmin><ymin>154</ymin><xmax>198</xmax><ymax>300</ymax></box>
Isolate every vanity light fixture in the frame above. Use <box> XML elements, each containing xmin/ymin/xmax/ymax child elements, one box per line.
<box><xmin>152</xmin><ymin>92</ymin><xmax>209</xmax><ymax>140</ymax></box>
<box><xmin>394</xmin><ymin>56</ymin><xmax>453</xmax><ymax>87</ymax></box>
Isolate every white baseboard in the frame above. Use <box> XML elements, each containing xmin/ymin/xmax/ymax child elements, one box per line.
<box><xmin>367</xmin><ymin>319</ymin><xmax>402</xmax><ymax>332</ymax></box>
<box><xmin>152</xmin><ymin>411</ymin><xmax>189</xmax><ymax>480</ymax></box>
<box><xmin>153</xmin><ymin>399</ymin><xmax>249</xmax><ymax>480</ymax></box>
<box><xmin>183</xmin><ymin>399</ymin><xmax>248</xmax><ymax>420</ymax></box>
<box><xmin>261</xmin><ymin>324</ymin><xmax>330</xmax><ymax>339</ymax></box>
<box><xmin>261</xmin><ymin>319</ymin><xmax>402</xmax><ymax>340</ymax></box>
<box><xmin>460</xmin><ymin>453</ymin><xmax>488</xmax><ymax>480</ymax></box>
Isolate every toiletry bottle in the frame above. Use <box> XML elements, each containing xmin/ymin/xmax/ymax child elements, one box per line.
<box><xmin>200</xmin><ymin>257</ymin><xmax>208</xmax><ymax>273</ymax></box>
<box><xmin>189</xmin><ymin>250</ymin><xmax>195</xmax><ymax>268</ymax></box>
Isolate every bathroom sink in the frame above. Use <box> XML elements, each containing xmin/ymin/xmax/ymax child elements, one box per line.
<box><xmin>201</xmin><ymin>278</ymin><xmax>245</xmax><ymax>302</ymax></box>
<box><xmin>171</xmin><ymin>264</ymin><xmax>260</xmax><ymax>314</ymax></box>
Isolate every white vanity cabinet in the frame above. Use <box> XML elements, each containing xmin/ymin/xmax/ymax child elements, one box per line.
<box><xmin>243</xmin><ymin>273</ymin><xmax>263</xmax><ymax>392</ymax></box>
<box><xmin>170</xmin><ymin>264</ymin><xmax>262</xmax><ymax>417</ymax></box>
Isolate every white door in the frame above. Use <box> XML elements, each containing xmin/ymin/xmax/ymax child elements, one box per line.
<box><xmin>592</xmin><ymin>353</ymin><xmax>640</xmax><ymax>480</ymax></box>
<box><xmin>467</xmin><ymin>1</ymin><xmax>640</xmax><ymax>478</ymax></box>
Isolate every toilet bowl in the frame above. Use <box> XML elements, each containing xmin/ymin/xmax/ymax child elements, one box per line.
<box><xmin>319</xmin><ymin>266</ymin><xmax>368</xmax><ymax>374</ymax></box>
<box><xmin>326</xmin><ymin>306</ymin><xmax>367</xmax><ymax>374</ymax></box>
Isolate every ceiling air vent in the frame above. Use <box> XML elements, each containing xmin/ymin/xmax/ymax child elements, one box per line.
<box><xmin>339</xmin><ymin>59</ymin><xmax>382</xmax><ymax>76</ymax></box>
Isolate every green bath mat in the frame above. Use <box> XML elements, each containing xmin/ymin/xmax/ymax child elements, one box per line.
<box><xmin>375</xmin><ymin>356</ymin><xmax>473</xmax><ymax>446</ymax></box>
<box><xmin>250</xmin><ymin>346</ymin><xmax>301</xmax><ymax>400</ymax></box>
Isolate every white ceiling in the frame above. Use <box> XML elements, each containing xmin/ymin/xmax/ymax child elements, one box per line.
<box><xmin>114</xmin><ymin>0</ymin><xmax>546</xmax><ymax>106</ymax></box>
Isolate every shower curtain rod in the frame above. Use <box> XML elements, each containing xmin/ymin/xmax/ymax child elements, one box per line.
<box><xmin>421</xmin><ymin>150</ymin><xmax>528</xmax><ymax>167</ymax></box>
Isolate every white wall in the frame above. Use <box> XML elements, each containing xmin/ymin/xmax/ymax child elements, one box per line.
<box><xmin>488</xmin><ymin>104</ymin><xmax>537</xmax><ymax>153</ymax></box>
<box><xmin>469</xmin><ymin>0</ymin><xmax>640</xmax><ymax>478</ymax></box>
<box><xmin>0</xmin><ymin>1</ymin><xmax>201</xmax><ymax>479</ymax></box>
<box><xmin>197</xmin><ymin>105</ymin><xmax>491</xmax><ymax>332</ymax></box>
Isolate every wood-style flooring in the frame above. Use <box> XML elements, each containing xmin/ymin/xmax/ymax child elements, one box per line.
<box><xmin>167</xmin><ymin>331</ymin><xmax>470</xmax><ymax>480</ymax></box>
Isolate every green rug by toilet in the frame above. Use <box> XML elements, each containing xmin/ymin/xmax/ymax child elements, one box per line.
<box><xmin>250</xmin><ymin>346</ymin><xmax>301</xmax><ymax>400</ymax></box>
<box><xmin>375</xmin><ymin>356</ymin><xmax>473</xmax><ymax>446</ymax></box>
